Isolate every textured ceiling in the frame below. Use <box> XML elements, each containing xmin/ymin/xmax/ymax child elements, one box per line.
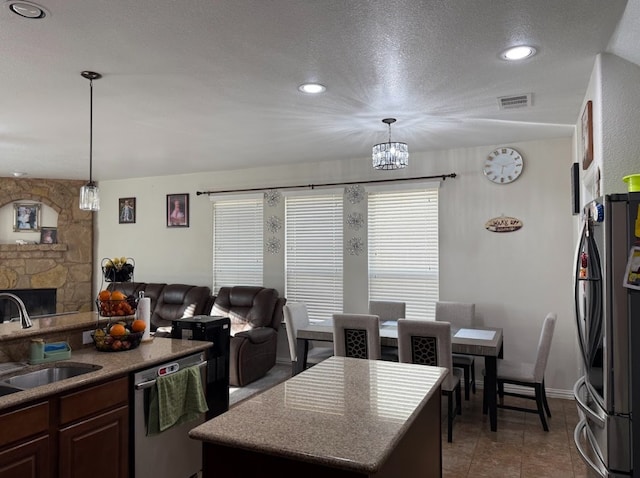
<box><xmin>0</xmin><ymin>0</ymin><xmax>633</xmax><ymax>181</ymax></box>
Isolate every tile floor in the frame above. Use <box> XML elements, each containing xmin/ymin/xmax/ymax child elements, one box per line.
<box><xmin>442</xmin><ymin>392</ymin><xmax>589</xmax><ymax>478</ymax></box>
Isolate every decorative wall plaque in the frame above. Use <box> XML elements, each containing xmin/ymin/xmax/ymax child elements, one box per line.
<box><xmin>484</xmin><ymin>216</ymin><xmax>523</xmax><ymax>233</ymax></box>
<box><xmin>264</xmin><ymin>189</ymin><xmax>282</xmax><ymax>207</ymax></box>
<box><xmin>346</xmin><ymin>237</ymin><xmax>365</xmax><ymax>255</ymax></box>
<box><xmin>346</xmin><ymin>212</ymin><xmax>365</xmax><ymax>230</ymax></box>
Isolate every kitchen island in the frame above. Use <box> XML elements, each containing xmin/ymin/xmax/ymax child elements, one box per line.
<box><xmin>190</xmin><ymin>356</ymin><xmax>447</xmax><ymax>477</ymax></box>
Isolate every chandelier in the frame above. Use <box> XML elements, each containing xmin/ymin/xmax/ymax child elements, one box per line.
<box><xmin>79</xmin><ymin>71</ymin><xmax>101</xmax><ymax>211</ymax></box>
<box><xmin>372</xmin><ymin>118</ymin><xmax>408</xmax><ymax>170</ymax></box>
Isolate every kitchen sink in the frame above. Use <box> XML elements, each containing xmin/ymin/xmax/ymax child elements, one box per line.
<box><xmin>0</xmin><ymin>384</ymin><xmax>22</xmax><ymax>397</ymax></box>
<box><xmin>2</xmin><ymin>363</ymin><xmax>102</xmax><ymax>390</ymax></box>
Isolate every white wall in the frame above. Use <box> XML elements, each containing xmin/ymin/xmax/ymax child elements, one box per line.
<box><xmin>97</xmin><ymin>136</ymin><xmax>578</xmax><ymax>394</ymax></box>
<box><xmin>581</xmin><ymin>53</ymin><xmax>640</xmax><ymax>198</ymax></box>
<box><xmin>600</xmin><ymin>53</ymin><xmax>640</xmax><ymax>194</ymax></box>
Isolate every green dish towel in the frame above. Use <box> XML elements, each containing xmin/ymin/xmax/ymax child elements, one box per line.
<box><xmin>147</xmin><ymin>365</ymin><xmax>208</xmax><ymax>435</ymax></box>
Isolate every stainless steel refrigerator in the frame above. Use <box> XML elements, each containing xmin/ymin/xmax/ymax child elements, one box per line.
<box><xmin>573</xmin><ymin>192</ymin><xmax>640</xmax><ymax>477</ymax></box>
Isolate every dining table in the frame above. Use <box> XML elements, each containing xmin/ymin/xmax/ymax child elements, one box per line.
<box><xmin>295</xmin><ymin>319</ymin><xmax>504</xmax><ymax>432</ymax></box>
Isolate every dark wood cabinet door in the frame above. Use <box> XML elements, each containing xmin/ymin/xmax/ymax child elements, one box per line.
<box><xmin>0</xmin><ymin>435</ymin><xmax>50</xmax><ymax>478</ymax></box>
<box><xmin>58</xmin><ymin>405</ymin><xmax>128</xmax><ymax>478</ymax></box>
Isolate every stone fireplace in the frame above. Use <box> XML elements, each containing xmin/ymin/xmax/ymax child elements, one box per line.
<box><xmin>0</xmin><ymin>177</ymin><xmax>94</xmax><ymax>314</ymax></box>
<box><xmin>0</xmin><ymin>288</ymin><xmax>56</xmax><ymax>322</ymax></box>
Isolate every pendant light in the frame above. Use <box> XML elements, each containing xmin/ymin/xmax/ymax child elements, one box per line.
<box><xmin>79</xmin><ymin>71</ymin><xmax>102</xmax><ymax>211</ymax></box>
<box><xmin>372</xmin><ymin>118</ymin><xmax>408</xmax><ymax>170</ymax></box>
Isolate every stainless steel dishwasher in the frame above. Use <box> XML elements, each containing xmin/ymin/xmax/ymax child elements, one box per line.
<box><xmin>133</xmin><ymin>352</ymin><xmax>207</xmax><ymax>478</ymax></box>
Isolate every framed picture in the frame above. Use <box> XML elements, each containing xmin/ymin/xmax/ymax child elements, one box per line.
<box><xmin>581</xmin><ymin>100</ymin><xmax>594</xmax><ymax>170</ymax></box>
<box><xmin>571</xmin><ymin>162</ymin><xmax>580</xmax><ymax>215</ymax></box>
<box><xmin>40</xmin><ymin>227</ymin><xmax>57</xmax><ymax>244</ymax></box>
<box><xmin>167</xmin><ymin>193</ymin><xmax>189</xmax><ymax>227</ymax></box>
<box><xmin>119</xmin><ymin>197</ymin><xmax>136</xmax><ymax>224</ymax></box>
<box><xmin>13</xmin><ymin>203</ymin><xmax>41</xmax><ymax>232</ymax></box>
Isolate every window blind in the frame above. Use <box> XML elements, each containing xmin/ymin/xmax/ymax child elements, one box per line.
<box><xmin>212</xmin><ymin>198</ymin><xmax>263</xmax><ymax>293</ymax></box>
<box><xmin>368</xmin><ymin>188</ymin><xmax>439</xmax><ymax>319</ymax></box>
<box><xmin>285</xmin><ymin>193</ymin><xmax>343</xmax><ymax>321</ymax></box>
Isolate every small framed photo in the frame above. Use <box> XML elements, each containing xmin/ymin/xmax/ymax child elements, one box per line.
<box><xmin>167</xmin><ymin>193</ymin><xmax>189</xmax><ymax>227</ymax></box>
<box><xmin>13</xmin><ymin>203</ymin><xmax>41</xmax><ymax>232</ymax></box>
<box><xmin>581</xmin><ymin>100</ymin><xmax>594</xmax><ymax>170</ymax></box>
<box><xmin>119</xmin><ymin>197</ymin><xmax>136</xmax><ymax>224</ymax></box>
<box><xmin>624</xmin><ymin>246</ymin><xmax>640</xmax><ymax>290</ymax></box>
<box><xmin>40</xmin><ymin>227</ymin><xmax>57</xmax><ymax>244</ymax></box>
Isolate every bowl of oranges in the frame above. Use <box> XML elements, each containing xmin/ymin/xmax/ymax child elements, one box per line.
<box><xmin>96</xmin><ymin>289</ymin><xmax>137</xmax><ymax>317</ymax></box>
<box><xmin>92</xmin><ymin>320</ymin><xmax>147</xmax><ymax>352</ymax></box>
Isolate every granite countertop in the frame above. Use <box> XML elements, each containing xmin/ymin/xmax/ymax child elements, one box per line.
<box><xmin>0</xmin><ymin>337</ymin><xmax>212</xmax><ymax>411</ymax></box>
<box><xmin>189</xmin><ymin>356</ymin><xmax>446</xmax><ymax>474</ymax></box>
<box><xmin>0</xmin><ymin>311</ymin><xmax>112</xmax><ymax>342</ymax></box>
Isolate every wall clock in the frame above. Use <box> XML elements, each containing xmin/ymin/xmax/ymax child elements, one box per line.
<box><xmin>483</xmin><ymin>147</ymin><xmax>524</xmax><ymax>184</ymax></box>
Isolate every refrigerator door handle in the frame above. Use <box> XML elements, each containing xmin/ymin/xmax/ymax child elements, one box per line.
<box><xmin>574</xmin><ymin>419</ymin><xmax>608</xmax><ymax>478</ymax></box>
<box><xmin>573</xmin><ymin>376</ymin><xmax>606</xmax><ymax>427</ymax></box>
<box><xmin>574</xmin><ymin>220</ymin><xmax>590</xmax><ymax>367</ymax></box>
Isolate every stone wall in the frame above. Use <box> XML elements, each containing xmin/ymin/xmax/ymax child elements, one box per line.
<box><xmin>0</xmin><ymin>177</ymin><xmax>94</xmax><ymax>313</ymax></box>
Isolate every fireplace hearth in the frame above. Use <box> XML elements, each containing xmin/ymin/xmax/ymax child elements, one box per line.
<box><xmin>0</xmin><ymin>288</ymin><xmax>56</xmax><ymax>323</ymax></box>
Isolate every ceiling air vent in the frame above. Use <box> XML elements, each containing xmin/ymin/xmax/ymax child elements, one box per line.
<box><xmin>497</xmin><ymin>93</ymin><xmax>532</xmax><ymax>110</ymax></box>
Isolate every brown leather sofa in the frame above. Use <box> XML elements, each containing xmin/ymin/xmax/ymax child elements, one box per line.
<box><xmin>106</xmin><ymin>282</ymin><xmax>211</xmax><ymax>330</ymax></box>
<box><xmin>208</xmin><ymin>286</ymin><xmax>285</xmax><ymax>387</ymax></box>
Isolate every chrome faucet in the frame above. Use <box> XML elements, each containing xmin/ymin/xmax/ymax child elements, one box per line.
<box><xmin>0</xmin><ymin>293</ymin><xmax>33</xmax><ymax>329</ymax></box>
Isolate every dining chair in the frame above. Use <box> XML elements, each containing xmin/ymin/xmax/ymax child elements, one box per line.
<box><xmin>282</xmin><ymin>302</ymin><xmax>333</xmax><ymax>376</ymax></box>
<box><xmin>368</xmin><ymin>300</ymin><xmax>406</xmax><ymax>321</ymax></box>
<box><xmin>397</xmin><ymin>319</ymin><xmax>462</xmax><ymax>443</ymax></box>
<box><xmin>435</xmin><ymin>301</ymin><xmax>476</xmax><ymax>400</ymax></box>
<box><xmin>486</xmin><ymin>313</ymin><xmax>557</xmax><ymax>431</ymax></box>
<box><xmin>332</xmin><ymin>313</ymin><xmax>381</xmax><ymax>360</ymax></box>
<box><xmin>283</xmin><ymin>302</ymin><xmax>334</xmax><ymax>376</ymax></box>
<box><xmin>369</xmin><ymin>300</ymin><xmax>406</xmax><ymax>362</ymax></box>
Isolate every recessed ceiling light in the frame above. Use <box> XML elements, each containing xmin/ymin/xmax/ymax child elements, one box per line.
<box><xmin>7</xmin><ymin>1</ymin><xmax>48</xmax><ymax>19</ymax></box>
<box><xmin>298</xmin><ymin>83</ymin><xmax>326</xmax><ymax>94</ymax></box>
<box><xmin>501</xmin><ymin>45</ymin><xmax>537</xmax><ymax>61</ymax></box>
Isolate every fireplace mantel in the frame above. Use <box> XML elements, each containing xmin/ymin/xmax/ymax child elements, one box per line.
<box><xmin>0</xmin><ymin>244</ymin><xmax>68</xmax><ymax>253</ymax></box>
<box><xmin>0</xmin><ymin>176</ymin><xmax>94</xmax><ymax>314</ymax></box>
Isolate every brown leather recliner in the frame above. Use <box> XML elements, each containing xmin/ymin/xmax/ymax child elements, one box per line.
<box><xmin>209</xmin><ymin>286</ymin><xmax>285</xmax><ymax>387</ymax></box>
<box><xmin>107</xmin><ymin>282</ymin><xmax>211</xmax><ymax>330</ymax></box>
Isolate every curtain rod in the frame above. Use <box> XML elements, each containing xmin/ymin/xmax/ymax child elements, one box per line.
<box><xmin>196</xmin><ymin>173</ymin><xmax>457</xmax><ymax>196</ymax></box>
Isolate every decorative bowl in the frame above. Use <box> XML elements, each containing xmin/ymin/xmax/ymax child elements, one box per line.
<box><xmin>96</xmin><ymin>298</ymin><xmax>137</xmax><ymax>317</ymax></box>
<box><xmin>92</xmin><ymin>329</ymin><xmax>143</xmax><ymax>352</ymax></box>
<box><xmin>101</xmin><ymin>257</ymin><xmax>135</xmax><ymax>282</ymax></box>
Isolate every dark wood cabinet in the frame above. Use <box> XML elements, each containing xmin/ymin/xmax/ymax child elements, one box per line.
<box><xmin>57</xmin><ymin>376</ymin><xmax>129</xmax><ymax>478</ymax></box>
<box><xmin>58</xmin><ymin>405</ymin><xmax>128</xmax><ymax>478</ymax></box>
<box><xmin>0</xmin><ymin>376</ymin><xmax>129</xmax><ymax>478</ymax></box>
<box><xmin>0</xmin><ymin>401</ymin><xmax>50</xmax><ymax>478</ymax></box>
<box><xmin>0</xmin><ymin>435</ymin><xmax>50</xmax><ymax>478</ymax></box>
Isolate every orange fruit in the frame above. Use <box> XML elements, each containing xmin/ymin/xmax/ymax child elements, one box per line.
<box><xmin>131</xmin><ymin>319</ymin><xmax>146</xmax><ymax>332</ymax></box>
<box><xmin>111</xmin><ymin>290</ymin><xmax>126</xmax><ymax>301</ymax></box>
<box><xmin>109</xmin><ymin>323</ymin><xmax>126</xmax><ymax>337</ymax></box>
<box><xmin>98</xmin><ymin>290</ymin><xmax>111</xmax><ymax>301</ymax></box>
